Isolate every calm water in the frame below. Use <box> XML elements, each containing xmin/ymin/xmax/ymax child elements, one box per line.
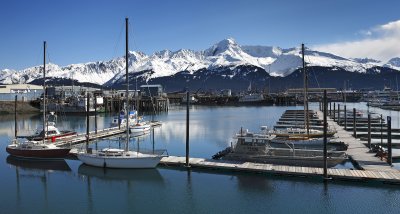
<box><xmin>1</xmin><ymin>104</ymin><xmax>400</xmax><ymax>214</ymax></box>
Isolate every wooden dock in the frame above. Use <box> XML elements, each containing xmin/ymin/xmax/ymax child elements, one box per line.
<box><xmin>316</xmin><ymin>110</ymin><xmax>398</xmax><ymax>172</ymax></box>
<box><xmin>54</xmin><ymin>126</ymin><xmax>126</xmax><ymax>147</ymax></box>
<box><xmin>159</xmin><ymin>156</ymin><xmax>400</xmax><ymax>184</ymax></box>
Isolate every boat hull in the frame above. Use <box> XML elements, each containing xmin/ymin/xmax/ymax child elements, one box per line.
<box><xmin>223</xmin><ymin>155</ymin><xmax>345</xmax><ymax>168</ymax></box>
<box><xmin>130</xmin><ymin>125</ymin><xmax>151</xmax><ymax>136</ymax></box>
<box><xmin>6</xmin><ymin>146</ymin><xmax>71</xmax><ymax>159</ymax></box>
<box><xmin>29</xmin><ymin>131</ymin><xmax>77</xmax><ymax>141</ymax></box>
<box><xmin>77</xmin><ymin>153</ymin><xmax>162</xmax><ymax>168</ymax></box>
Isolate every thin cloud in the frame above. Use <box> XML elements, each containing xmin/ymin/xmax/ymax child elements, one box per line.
<box><xmin>313</xmin><ymin>20</ymin><xmax>400</xmax><ymax>62</ymax></box>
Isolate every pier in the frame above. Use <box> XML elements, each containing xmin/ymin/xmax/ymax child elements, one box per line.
<box><xmin>159</xmin><ymin>156</ymin><xmax>400</xmax><ymax>184</ymax></box>
<box><xmin>54</xmin><ymin>127</ymin><xmax>126</xmax><ymax>147</ymax></box>
<box><xmin>158</xmin><ymin>108</ymin><xmax>400</xmax><ymax>184</ymax></box>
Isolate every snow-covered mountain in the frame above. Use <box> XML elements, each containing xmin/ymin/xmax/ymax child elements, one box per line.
<box><xmin>1</xmin><ymin>38</ymin><xmax>399</xmax><ymax>86</ymax></box>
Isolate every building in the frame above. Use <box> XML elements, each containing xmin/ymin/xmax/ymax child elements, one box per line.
<box><xmin>286</xmin><ymin>88</ymin><xmax>337</xmax><ymax>95</ymax></box>
<box><xmin>47</xmin><ymin>86</ymin><xmax>101</xmax><ymax>98</ymax></box>
<box><xmin>140</xmin><ymin>85</ymin><xmax>164</xmax><ymax>97</ymax></box>
<box><xmin>0</xmin><ymin>84</ymin><xmax>43</xmax><ymax>101</ymax></box>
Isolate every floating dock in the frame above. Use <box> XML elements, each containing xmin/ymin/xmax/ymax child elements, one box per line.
<box><xmin>159</xmin><ymin>109</ymin><xmax>400</xmax><ymax>184</ymax></box>
<box><xmin>159</xmin><ymin>156</ymin><xmax>400</xmax><ymax>184</ymax></box>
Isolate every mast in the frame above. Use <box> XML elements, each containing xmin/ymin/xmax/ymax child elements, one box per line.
<box><xmin>302</xmin><ymin>43</ymin><xmax>309</xmax><ymax>135</ymax></box>
<box><xmin>43</xmin><ymin>41</ymin><xmax>46</xmax><ymax>144</ymax></box>
<box><xmin>125</xmin><ymin>17</ymin><xmax>129</xmax><ymax>152</ymax></box>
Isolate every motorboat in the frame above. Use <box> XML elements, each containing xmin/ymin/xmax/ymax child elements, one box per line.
<box><xmin>110</xmin><ymin>110</ymin><xmax>137</xmax><ymax>127</ymax></box>
<box><xmin>215</xmin><ymin>128</ymin><xmax>347</xmax><ymax>167</ymax></box>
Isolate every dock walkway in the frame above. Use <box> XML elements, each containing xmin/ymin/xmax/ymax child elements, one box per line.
<box><xmin>316</xmin><ymin>111</ymin><xmax>398</xmax><ymax>172</ymax></box>
<box><xmin>54</xmin><ymin>127</ymin><xmax>125</xmax><ymax>147</ymax></box>
<box><xmin>160</xmin><ymin>156</ymin><xmax>400</xmax><ymax>184</ymax></box>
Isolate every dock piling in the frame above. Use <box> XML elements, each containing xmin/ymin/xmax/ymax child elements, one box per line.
<box><xmin>94</xmin><ymin>95</ymin><xmax>97</xmax><ymax>134</ymax></box>
<box><xmin>380</xmin><ymin>114</ymin><xmax>383</xmax><ymax>147</ymax></box>
<box><xmin>338</xmin><ymin>104</ymin><xmax>340</xmax><ymax>124</ymax></box>
<box><xmin>323</xmin><ymin>90</ymin><xmax>329</xmax><ymax>180</ymax></box>
<box><xmin>368</xmin><ymin>114</ymin><xmax>371</xmax><ymax>150</ymax></box>
<box><xmin>344</xmin><ymin>105</ymin><xmax>347</xmax><ymax>130</ymax></box>
<box><xmin>86</xmin><ymin>94</ymin><xmax>90</xmax><ymax>151</ymax></box>
<box><xmin>387</xmin><ymin>116</ymin><xmax>392</xmax><ymax>166</ymax></box>
<box><xmin>14</xmin><ymin>95</ymin><xmax>17</xmax><ymax>138</ymax></box>
<box><xmin>186</xmin><ymin>91</ymin><xmax>190</xmax><ymax>167</ymax></box>
<box><xmin>333</xmin><ymin>103</ymin><xmax>336</xmax><ymax>121</ymax></box>
<box><xmin>353</xmin><ymin>108</ymin><xmax>356</xmax><ymax>138</ymax></box>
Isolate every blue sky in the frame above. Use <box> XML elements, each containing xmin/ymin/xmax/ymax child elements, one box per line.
<box><xmin>1</xmin><ymin>0</ymin><xmax>400</xmax><ymax>70</ymax></box>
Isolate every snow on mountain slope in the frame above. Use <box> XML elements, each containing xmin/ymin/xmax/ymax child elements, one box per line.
<box><xmin>1</xmin><ymin>38</ymin><xmax>398</xmax><ymax>86</ymax></box>
<box><xmin>384</xmin><ymin>57</ymin><xmax>400</xmax><ymax>70</ymax></box>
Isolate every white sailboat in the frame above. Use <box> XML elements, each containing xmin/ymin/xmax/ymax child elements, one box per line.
<box><xmin>77</xmin><ymin>18</ymin><xmax>166</xmax><ymax>168</ymax></box>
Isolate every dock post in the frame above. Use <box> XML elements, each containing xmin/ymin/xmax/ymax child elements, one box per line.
<box><xmin>323</xmin><ymin>90</ymin><xmax>329</xmax><ymax>180</ymax></box>
<box><xmin>94</xmin><ymin>95</ymin><xmax>97</xmax><ymax>134</ymax></box>
<box><xmin>86</xmin><ymin>94</ymin><xmax>90</xmax><ymax>151</ymax></box>
<box><xmin>380</xmin><ymin>114</ymin><xmax>383</xmax><ymax>147</ymax></box>
<box><xmin>353</xmin><ymin>108</ymin><xmax>356</xmax><ymax>138</ymax></box>
<box><xmin>387</xmin><ymin>116</ymin><xmax>392</xmax><ymax>166</ymax></box>
<box><xmin>186</xmin><ymin>91</ymin><xmax>190</xmax><ymax>167</ymax></box>
<box><xmin>344</xmin><ymin>105</ymin><xmax>347</xmax><ymax>130</ymax></box>
<box><xmin>333</xmin><ymin>103</ymin><xmax>336</xmax><ymax>121</ymax></box>
<box><xmin>14</xmin><ymin>95</ymin><xmax>17</xmax><ymax>138</ymax></box>
<box><xmin>118</xmin><ymin>97</ymin><xmax>121</xmax><ymax>130</ymax></box>
<box><xmin>368</xmin><ymin>114</ymin><xmax>371</xmax><ymax>150</ymax></box>
<box><xmin>329</xmin><ymin>102</ymin><xmax>332</xmax><ymax>116</ymax></box>
<box><xmin>338</xmin><ymin>104</ymin><xmax>340</xmax><ymax>125</ymax></box>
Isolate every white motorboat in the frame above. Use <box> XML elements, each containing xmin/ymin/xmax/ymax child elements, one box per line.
<box><xmin>130</xmin><ymin>119</ymin><xmax>151</xmax><ymax>136</ymax></box>
<box><xmin>221</xmin><ymin>128</ymin><xmax>347</xmax><ymax>167</ymax></box>
<box><xmin>110</xmin><ymin>110</ymin><xmax>137</xmax><ymax>127</ymax></box>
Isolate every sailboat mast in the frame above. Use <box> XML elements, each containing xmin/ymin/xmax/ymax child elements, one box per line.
<box><xmin>43</xmin><ymin>41</ymin><xmax>46</xmax><ymax>144</ymax></box>
<box><xmin>302</xmin><ymin>43</ymin><xmax>310</xmax><ymax>135</ymax></box>
<box><xmin>125</xmin><ymin>17</ymin><xmax>129</xmax><ymax>151</ymax></box>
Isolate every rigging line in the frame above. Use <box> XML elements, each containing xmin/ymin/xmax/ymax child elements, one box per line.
<box><xmin>112</xmin><ymin>20</ymin><xmax>124</xmax><ymax>60</ymax></box>
<box><xmin>129</xmin><ymin>20</ymin><xmax>138</xmax><ymax>54</ymax></box>
<box><xmin>305</xmin><ymin>54</ymin><xmax>321</xmax><ymax>89</ymax></box>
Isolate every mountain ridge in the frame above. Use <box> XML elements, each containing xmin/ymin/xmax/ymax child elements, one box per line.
<box><xmin>1</xmin><ymin>38</ymin><xmax>399</xmax><ymax>90</ymax></box>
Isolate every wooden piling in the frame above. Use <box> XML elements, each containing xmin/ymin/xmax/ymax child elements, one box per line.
<box><xmin>387</xmin><ymin>116</ymin><xmax>392</xmax><ymax>166</ymax></box>
<box><xmin>368</xmin><ymin>114</ymin><xmax>371</xmax><ymax>150</ymax></box>
<box><xmin>344</xmin><ymin>105</ymin><xmax>347</xmax><ymax>130</ymax></box>
<box><xmin>333</xmin><ymin>103</ymin><xmax>336</xmax><ymax>121</ymax></box>
<box><xmin>323</xmin><ymin>90</ymin><xmax>329</xmax><ymax>180</ymax></box>
<box><xmin>338</xmin><ymin>104</ymin><xmax>340</xmax><ymax>124</ymax></box>
<box><xmin>14</xmin><ymin>95</ymin><xmax>17</xmax><ymax>138</ymax></box>
<box><xmin>94</xmin><ymin>95</ymin><xmax>97</xmax><ymax>134</ymax></box>
<box><xmin>86</xmin><ymin>94</ymin><xmax>90</xmax><ymax>151</ymax></box>
<box><xmin>353</xmin><ymin>108</ymin><xmax>356</xmax><ymax>138</ymax></box>
<box><xmin>186</xmin><ymin>91</ymin><xmax>190</xmax><ymax>167</ymax></box>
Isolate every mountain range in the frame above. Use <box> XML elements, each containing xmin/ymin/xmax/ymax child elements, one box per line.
<box><xmin>1</xmin><ymin>38</ymin><xmax>400</xmax><ymax>92</ymax></box>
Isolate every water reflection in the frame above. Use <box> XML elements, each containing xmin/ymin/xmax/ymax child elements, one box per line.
<box><xmin>6</xmin><ymin>155</ymin><xmax>72</xmax><ymax>172</ymax></box>
<box><xmin>6</xmin><ymin>155</ymin><xmax>72</xmax><ymax>211</ymax></box>
<box><xmin>77</xmin><ymin>164</ymin><xmax>164</xmax><ymax>184</ymax></box>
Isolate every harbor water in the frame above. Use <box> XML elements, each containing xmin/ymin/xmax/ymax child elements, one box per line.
<box><xmin>1</xmin><ymin>103</ymin><xmax>400</xmax><ymax>214</ymax></box>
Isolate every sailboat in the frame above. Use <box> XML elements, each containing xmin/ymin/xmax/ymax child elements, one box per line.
<box><xmin>270</xmin><ymin>44</ymin><xmax>336</xmax><ymax>140</ymax></box>
<box><xmin>6</xmin><ymin>41</ymin><xmax>71</xmax><ymax>159</ymax></box>
<box><xmin>77</xmin><ymin>18</ymin><xmax>166</xmax><ymax>168</ymax></box>
<box><xmin>129</xmin><ymin>78</ymin><xmax>151</xmax><ymax>136</ymax></box>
